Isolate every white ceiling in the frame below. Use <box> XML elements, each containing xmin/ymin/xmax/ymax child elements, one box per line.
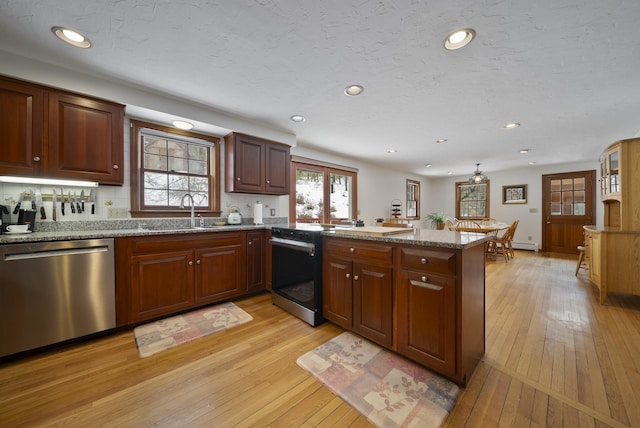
<box><xmin>1</xmin><ymin>0</ymin><xmax>639</xmax><ymax>178</ymax></box>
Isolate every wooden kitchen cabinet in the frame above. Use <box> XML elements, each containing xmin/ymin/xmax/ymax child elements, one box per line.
<box><xmin>224</xmin><ymin>132</ymin><xmax>290</xmax><ymax>195</ymax></box>
<box><xmin>0</xmin><ymin>75</ymin><xmax>124</xmax><ymax>185</ymax></box>
<box><xmin>116</xmin><ymin>232</ymin><xmax>246</xmax><ymax>325</ymax></box>
<box><xmin>323</xmin><ymin>238</ymin><xmax>394</xmax><ymax>347</ymax></box>
<box><xmin>246</xmin><ymin>231</ymin><xmax>265</xmax><ymax>292</ymax></box>
<box><xmin>396</xmin><ymin>247</ymin><xmax>458</xmax><ymax>378</ymax></box>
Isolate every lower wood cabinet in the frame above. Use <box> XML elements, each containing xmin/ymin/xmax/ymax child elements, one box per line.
<box><xmin>323</xmin><ymin>238</ymin><xmax>394</xmax><ymax>347</ymax></box>
<box><xmin>116</xmin><ymin>231</ymin><xmax>264</xmax><ymax>325</ymax></box>
<box><xmin>323</xmin><ymin>236</ymin><xmax>486</xmax><ymax>386</ymax></box>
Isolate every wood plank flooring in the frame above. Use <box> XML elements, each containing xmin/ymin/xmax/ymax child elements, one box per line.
<box><xmin>1</xmin><ymin>251</ymin><xmax>639</xmax><ymax>427</ymax></box>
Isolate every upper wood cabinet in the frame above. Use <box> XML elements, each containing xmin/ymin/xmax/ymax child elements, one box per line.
<box><xmin>600</xmin><ymin>138</ymin><xmax>640</xmax><ymax>231</ymax></box>
<box><xmin>224</xmin><ymin>132</ymin><xmax>290</xmax><ymax>195</ymax></box>
<box><xmin>0</xmin><ymin>75</ymin><xmax>124</xmax><ymax>185</ymax></box>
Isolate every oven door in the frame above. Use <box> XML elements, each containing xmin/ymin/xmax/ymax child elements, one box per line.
<box><xmin>270</xmin><ymin>237</ymin><xmax>321</xmax><ymax>312</ymax></box>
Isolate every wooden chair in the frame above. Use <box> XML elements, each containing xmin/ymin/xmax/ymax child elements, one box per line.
<box><xmin>455</xmin><ymin>220</ymin><xmax>481</xmax><ymax>232</ymax></box>
<box><xmin>487</xmin><ymin>220</ymin><xmax>519</xmax><ymax>261</ymax></box>
<box><xmin>575</xmin><ymin>245</ymin><xmax>586</xmax><ymax>275</ymax></box>
<box><xmin>445</xmin><ymin>218</ymin><xmax>457</xmax><ymax>230</ymax></box>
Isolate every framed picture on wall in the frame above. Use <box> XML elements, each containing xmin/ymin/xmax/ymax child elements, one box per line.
<box><xmin>502</xmin><ymin>184</ymin><xmax>527</xmax><ymax>204</ymax></box>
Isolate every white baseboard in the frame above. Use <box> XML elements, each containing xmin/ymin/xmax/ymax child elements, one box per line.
<box><xmin>512</xmin><ymin>241</ymin><xmax>539</xmax><ymax>252</ymax></box>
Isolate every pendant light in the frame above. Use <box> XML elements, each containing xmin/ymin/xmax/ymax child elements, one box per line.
<box><xmin>469</xmin><ymin>163</ymin><xmax>488</xmax><ymax>184</ymax></box>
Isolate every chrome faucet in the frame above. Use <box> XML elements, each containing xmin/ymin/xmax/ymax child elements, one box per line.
<box><xmin>180</xmin><ymin>193</ymin><xmax>195</xmax><ymax>228</ymax></box>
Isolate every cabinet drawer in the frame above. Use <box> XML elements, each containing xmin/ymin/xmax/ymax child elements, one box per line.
<box><xmin>399</xmin><ymin>246</ymin><xmax>457</xmax><ymax>276</ymax></box>
<box><xmin>324</xmin><ymin>238</ymin><xmax>393</xmax><ymax>264</ymax></box>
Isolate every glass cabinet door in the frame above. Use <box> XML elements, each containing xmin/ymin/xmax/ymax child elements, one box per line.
<box><xmin>609</xmin><ymin>149</ymin><xmax>620</xmax><ymax>193</ymax></box>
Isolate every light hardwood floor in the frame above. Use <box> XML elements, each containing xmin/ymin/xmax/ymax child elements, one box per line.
<box><xmin>1</xmin><ymin>251</ymin><xmax>639</xmax><ymax>427</ymax></box>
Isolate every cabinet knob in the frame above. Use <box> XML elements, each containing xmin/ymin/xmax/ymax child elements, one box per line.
<box><xmin>188</xmin><ymin>260</ymin><xmax>193</xmax><ymax>266</ymax></box>
<box><xmin>354</xmin><ymin>275</ymin><xmax>359</xmax><ymax>281</ymax></box>
<box><xmin>350</xmin><ymin>247</ymin><xmax>355</xmax><ymax>253</ymax></box>
<box><xmin>113</xmin><ymin>164</ymin><xmax>119</xmax><ymax>170</ymax></box>
<box><xmin>33</xmin><ymin>156</ymin><xmax>41</xmax><ymax>162</ymax></box>
<box><xmin>266</xmin><ymin>180</ymin><xmax>270</xmax><ymax>184</ymax></box>
<box><xmin>420</xmin><ymin>258</ymin><xmax>428</xmax><ymax>264</ymax></box>
<box><xmin>248</xmin><ymin>241</ymin><xmax>252</xmax><ymax>245</ymax></box>
<box><xmin>346</xmin><ymin>273</ymin><xmax>351</xmax><ymax>279</ymax></box>
<box><xmin>237</xmin><ymin>177</ymin><xmax>241</xmax><ymax>181</ymax></box>
<box><xmin>421</xmin><ymin>276</ymin><xmax>428</xmax><ymax>282</ymax></box>
<box><xmin>196</xmin><ymin>259</ymin><xmax>201</xmax><ymax>264</ymax></box>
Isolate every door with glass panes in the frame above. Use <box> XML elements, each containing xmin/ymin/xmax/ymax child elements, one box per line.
<box><xmin>542</xmin><ymin>170</ymin><xmax>596</xmax><ymax>253</ymax></box>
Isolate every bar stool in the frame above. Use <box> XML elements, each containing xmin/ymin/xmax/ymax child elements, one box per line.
<box><xmin>575</xmin><ymin>245</ymin><xmax>586</xmax><ymax>276</ymax></box>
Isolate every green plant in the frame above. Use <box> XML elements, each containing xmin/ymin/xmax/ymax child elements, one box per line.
<box><xmin>426</xmin><ymin>212</ymin><xmax>448</xmax><ymax>229</ymax></box>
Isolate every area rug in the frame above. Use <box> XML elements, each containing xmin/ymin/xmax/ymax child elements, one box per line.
<box><xmin>297</xmin><ymin>332</ymin><xmax>460</xmax><ymax>428</ymax></box>
<box><xmin>134</xmin><ymin>302</ymin><xmax>252</xmax><ymax>358</ymax></box>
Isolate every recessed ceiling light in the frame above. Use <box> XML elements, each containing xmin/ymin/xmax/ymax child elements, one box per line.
<box><xmin>447</xmin><ymin>171</ymin><xmax>454</xmax><ymax>175</ymax></box>
<box><xmin>290</xmin><ymin>115</ymin><xmax>306</xmax><ymax>122</ymax></box>
<box><xmin>528</xmin><ymin>161</ymin><xmax>537</xmax><ymax>165</ymax></box>
<box><xmin>424</xmin><ymin>163</ymin><xmax>432</xmax><ymax>168</ymax></box>
<box><xmin>387</xmin><ymin>149</ymin><xmax>397</xmax><ymax>154</ymax></box>
<box><xmin>436</xmin><ymin>139</ymin><xmax>447</xmax><ymax>144</ymax></box>
<box><xmin>344</xmin><ymin>85</ymin><xmax>364</xmax><ymax>96</ymax></box>
<box><xmin>519</xmin><ymin>149</ymin><xmax>531</xmax><ymax>154</ymax></box>
<box><xmin>504</xmin><ymin>122</ymin><xmax>520</xmax><ymax>129</ymax></box>
<box><xmin>172</xmin><ymin>120</ymin><xmax>193</xmax><ymax>130</ymax></box>
<box><xmin>51</xmin><ymin>26</ymin><xmax>91</xmax><ymax>48</ymax></box>
<box><xmin>444</xmin><ymin>28</ymin><xmax>475</xmax><ymax>50</ymax></box>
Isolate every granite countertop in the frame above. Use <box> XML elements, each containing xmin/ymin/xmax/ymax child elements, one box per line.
<box><xmin>1</xmin><ymin>220</ymin><xmax>488</xmax><ymax>250</ymax></box>
<box><xmin>324</xmin><ymin>227</ymin><xmax>489</xmax><ymax>250</ymax></box>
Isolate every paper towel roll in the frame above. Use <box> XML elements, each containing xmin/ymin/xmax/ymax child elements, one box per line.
<box><xmin>253</xmin><ymin>202</ymin><xmax>263</xmax><ymax>225</ymax></box>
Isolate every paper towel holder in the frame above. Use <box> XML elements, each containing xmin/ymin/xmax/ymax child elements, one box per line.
<box><xmin>253</xmin><ymin>200</ymin><xmax>263</xmax><ymax>225</ymax></box>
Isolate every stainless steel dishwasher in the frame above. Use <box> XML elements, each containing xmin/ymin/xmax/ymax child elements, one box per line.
<box><xmin>0</xmin><ymin>238</ymin><xmax>116</xmax><ymax>358</ymax></box>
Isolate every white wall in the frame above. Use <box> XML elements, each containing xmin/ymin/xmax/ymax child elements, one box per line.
<box><xmin>425</xmin><ymin>161</ymin><xmax>602</xmax><ymax>247</ymax></box>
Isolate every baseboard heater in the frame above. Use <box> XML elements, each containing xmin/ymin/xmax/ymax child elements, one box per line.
<box><xmin>512</xmin><ymin>241</ymin><xmax>539</xmax><ymax>252</ymax></box>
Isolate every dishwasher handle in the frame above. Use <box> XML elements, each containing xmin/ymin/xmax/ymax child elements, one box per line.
<box><xmin>269</xmin><ymin>237</ymin><xmax>316</xmax><ymax>256</ymax></box>
<box><xmin>4</xmin><ymin>245</ymin><xmax>111</xmax><ymax>261</ymax></box>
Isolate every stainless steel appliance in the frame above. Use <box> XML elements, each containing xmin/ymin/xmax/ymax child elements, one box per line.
<box><xmin>270</xmin><ymin>225</ymin><xmax>325</xmax><ymax>326</ymax></box>
<box><xmin>0</xmin><ymin>238</ymin><xmax>116</xmax><ymax>357</ymax></box>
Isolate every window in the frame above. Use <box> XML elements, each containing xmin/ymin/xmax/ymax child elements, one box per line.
<box><xmin>456</xmin><ymin>181</ymin><xmax>490</xmax><ymax>220</ymax></box>
<box><xmin>290</xmin><ymin>156</ymin><xmax>358</xmax><ymax>224</ymax></box>
<box><xmin>406</xmin><ymin>179</ymin><xmax>420</xmax><ymax>219</ymax></box>
<box><xmin>130</xmin><ymin>119</ymin><xmax>220</xmax><ymax>217</ymax></box>
<box><xmin>550</xmin><ymin>177</ymin><xmax>586</xmax><ymax>215</ymax></box>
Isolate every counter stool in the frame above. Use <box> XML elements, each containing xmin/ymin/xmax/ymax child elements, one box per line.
<box><xmin>575</xmin><ymin>245</ymin><xmax>586</xmax><ymax>276</ymax></box>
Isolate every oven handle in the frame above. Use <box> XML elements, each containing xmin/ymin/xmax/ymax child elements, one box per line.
<box><xmin>269</xmin><ymin>237</ymin><xmax>316</xmax><ymax>256</ymax></box>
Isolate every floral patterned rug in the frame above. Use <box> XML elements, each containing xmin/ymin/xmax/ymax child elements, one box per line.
<box><xmin>297</xmin><ymin>332</ymin><xmax>460</xmax><ymax>427</ymax></box>
<box><xmin>134</xmin><ymin>302</ymin><xmax>253</xmax><ymax>358</ymax></box>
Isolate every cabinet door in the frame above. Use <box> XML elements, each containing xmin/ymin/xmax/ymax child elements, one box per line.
<box><xmin>265</xmin><ymin>143</ymin><xmax>290</xmax><ymax>194</ymax></box>
<box><xmin>0</xmin><ymin>78</ymin><xmax>44</xmax><ymax>176</ymax></box>
<box><xmin>396</xmin><ymin>269</ymin><xmax>456</xmax><ymax>377</ymax></box>
<box><xmin>195</xmin><ymin>244</ymin><xmax>244</xmax><ymax>304</ymax></box>
<box><xmin>353</xmin><ymin>262</ymin><xmax>393</xmax><ymax>347</ymax></box>
<box><xmin>129</xmin><ymin>250</ymin><xmax>195</xmax><ymax>322</ymax></box>
<box><xmin>323</xmin><ymin>255</ymin><xmax>353</xmax><ymax>329</ymax></box>
<box><xmin>246</xmin><ymin>231</ymin><xmax>265</xmax><ymax>292</ymax></box>
<box><xmin>589</xmin><ymin>233</ymin><xmax>602</xmax><ymax>286</ymax></box>
<box><xmin>48</xmin><ymin>91</ymin><xmax>124</xmax><ymax>184</ymax></box>
<box><xmin>232</xmin><ymin>135</ymin><xmax>264</xmax><ymax>193</ymax></box>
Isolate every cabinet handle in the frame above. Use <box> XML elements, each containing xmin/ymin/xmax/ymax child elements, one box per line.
<box><xmin>346</xmin><ymin>273</ymin><xmax>351</xmax><ymax>279</ymax></box>
<box><xmin>113</xmin><ymin>164</ymin><xmax>119</xmax><ymax>170</ymax></box>
<box><xmin>33</xmin><ymin>156</ymin><xmax>41</xmax><ymax>162</ymax></box>
<box><xmin>421</xmin><ymin>275</ymin><xmax>428</xmax><ymax>282</ymax></box>
<box><xmin>420</xmin><ymin>258</ymin><xmax>428</xmax><ymax>264</ymax></box>
<box><xmin>410</xmin><ymin>279</ymin><xmax>443</xmax><ymax>291</ymax></box>
<box><xmin>350</xmin><ymin>247</ymin><xmax>355</xmax><ymax>253</ymax></box>
<box><xmin>196</xmin><ymin>259</ymin><xmax>201</xmax><ymax>264</ymax></box>
<box><xmin>354</xmin><ymin>275</ymin><xmax>359</xmax><ymax>281</ymax></box>
<box><xmin>188</xmin><ymin>260</ymin><xmax>193</xmax><ymax>266</ymax></box>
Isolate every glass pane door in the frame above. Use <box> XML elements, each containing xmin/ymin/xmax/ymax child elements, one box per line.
<box><xmin>295</xmin><ymin>168</ymin><xmax>324</xmax><ymax>222</ymax></box>
<box><xmin>329</xmin><ymin>173</ymin><xmax>353</xmax><ymax>221</ymax></box>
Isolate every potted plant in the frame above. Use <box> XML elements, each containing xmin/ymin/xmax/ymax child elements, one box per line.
<box><xmin>426</xmin><ymin>212</ymin><xmax>448</xmax><ymax>230</ymax></box>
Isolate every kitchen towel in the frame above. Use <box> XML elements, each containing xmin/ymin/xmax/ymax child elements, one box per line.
<box><xmin>253</xmin><ymin>201</ymin><xmax>263</xmax><ymax>225</ymax></box>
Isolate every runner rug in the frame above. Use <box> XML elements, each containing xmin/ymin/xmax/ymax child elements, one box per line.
<box><xmin>134</xmin><ymin>302</ymin><xmax>253</xmax><ymax>358</ymax></box>
<box><xmin>297</xmin><ymin>332</ymin><xmax>460</xmax><ymax>427</ymax></box>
